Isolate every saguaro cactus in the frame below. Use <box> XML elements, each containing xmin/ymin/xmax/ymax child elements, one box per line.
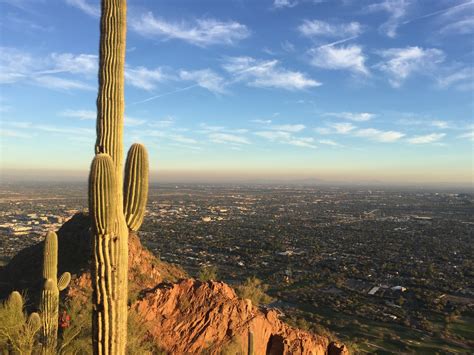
<box><xmin>123</xmin><ymin>143</ymin><xmax>149</xmax><ymax>231</ymax></box>
<box><xmin>40</xmin><ymin>231</ymin><xmax>71</xmax><ymax>354</ymax></box>
<box><xmin>90</xmin><ymin>1</ymin><xmax>149</xmax><ymax>354</ymax></box>
<box><xmin>91</xmin><ymin>0</ymin><xmax>129</xmax><ymax>354</ymax></box>
<box><xmin>3</xmin><ymin>291</ymin><xmax>42</xmax><ymax>355</ymax></box>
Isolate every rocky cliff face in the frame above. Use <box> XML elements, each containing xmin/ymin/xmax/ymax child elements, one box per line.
<box><xmin>0</xmin><ymin>213</ymin><xmax>348</xmax><ymax>354</ymax></box>
<box><xmin>133</xmin><ymin>279</ymin><xmax>347</xmax><ymax>354</ymax></box>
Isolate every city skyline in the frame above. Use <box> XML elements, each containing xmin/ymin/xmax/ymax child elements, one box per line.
<box><xmin>1</xmin><ymin>0</ymin><xmax>473</xmax><ymax>185</ymax></box>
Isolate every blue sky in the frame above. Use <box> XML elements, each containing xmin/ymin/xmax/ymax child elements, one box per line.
<box><xmin>0</xmin><ymin>0</ymin><xmax>473</xmax><ymax>185</ymax></box>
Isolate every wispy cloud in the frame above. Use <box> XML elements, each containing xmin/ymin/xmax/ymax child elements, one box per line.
<box><xmin>437</xmin><ymin>66</ymin><xmax>473</xmax><ymax>91</ymax></box>
<box><xmin>367</xmin><ymin>0</ymin><xmax>411</xmax><ymax>38</ymax></box>
<box><xmin>0</xmin><ymin>129</ymin><xmax>33</xmax><ymax>139</ymax></box>
<box><xmin>298</xmin><ymin>20</ymin><xmax>363</xmax><ymax>38</ymax></box>
<box><xmin>376</xmin><ymin>46</ymin><xmax>445</xmax><ymax>87</ymax></box>
<box><xmin>319</xmin><ymin>139</ymin><xmax>341</xmax><ymax>146</ymax></box>
<box><xmin>407</xmin><ymin>133</ymin><xmax>446</xmax><ymax>144</ymax></box>
<box><xmin>309</xmin><ymin>45</ymin><xmax>369</xmax><ymax>75</ymax></box>
<box><xmin>458</xmin><ymin>130</ymin><xmax>474</xmax><ymax>141</ymax></box>
<box><xmin>125</xmin><ymin>116</ymin><xmax>146</xmax><ymax>127</ymax></box>
<box><xmin>209</xmin><ymin>132</ymin><xmax>250</xmax><ymax>145</ymax></box>
<box><xmin>271</xmin><ymin>124</ymin><xmax>305</xmax><ymax>132</ymax></box>
<box><xmin>65</xmin><ymin>0</ymin><xmax>99</xmax><ymax>18</ymax></box>
<box><xmin>33</xmin><ymin>75</ymin><xmax>94</xmax><ymax>91</ymax></box>
<box><xmin>273</xmin><ymin>0</ymin><xmax>323</xmax><ymax>9</ymax></box>
<box><xmin>130</xmin><ymin>12</ymin><xmax>250</xmax><ymax>46</ymax></box>
<box><xmin>331</xmin><ymin>122</ymin><xmax>357</xmax><ymax>134</ymax></box>
<box><xmin>256</xmin><ymin>130</ymin><xmax>316</xmax><ymax>148</ymax></box>
<box><xmin>223</xmin><ymin>56</ymin><xmax>321</xmax><ymax>90</ymax></box>
<box><xmin>325</xmin><ymin>112</ymin><xmax>375</xmax><ymax>121</ymax></box>
<box><xmin>124</xmin><ymin>66</ymin><xmax>166</xmax><ymax>91</ymax></box>
<box><xmin>60</xmin><ymin>109</ymin><xmax>95</xmax><ymax>120</ymax></box>
<box><xmin>354</xmin><ymin>128</ymin><xmax>405</xmax><ymax>142</ymax></box>
<box><xmin>179</xmin><ymin>69</ymin><xmax>227</xmax><ymax>94</ymax></box>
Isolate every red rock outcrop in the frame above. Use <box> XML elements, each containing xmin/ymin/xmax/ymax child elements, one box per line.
<box><xmin>133</xmin><ymin>279</ymin><xmax>348</xmax><ymax>355</ymax></box>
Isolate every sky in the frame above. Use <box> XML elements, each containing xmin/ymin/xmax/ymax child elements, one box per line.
<box><xmin>0</xmin><ymin>0</ymin><xmax>473</xmax><ymax>186</ymax></box>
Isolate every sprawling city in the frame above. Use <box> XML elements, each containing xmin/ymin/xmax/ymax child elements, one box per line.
<box><xmin>1</xmin><ymin>182</ymin><xmax>472</xmax><ymax>353</ymax></box>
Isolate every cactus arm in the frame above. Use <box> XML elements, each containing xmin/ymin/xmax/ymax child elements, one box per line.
<box><xmin>27</xmin><ymin>312</ymin><xmax>41</xmax><ymax>334</ymax></box>
<box><xmin>58</xmin><ymin>272</ymin><xmax>71</xmax><ymax>291</ymax></box>
<box><xmin>123</xmin><ymin>143</ymin><xmax>149</xmax><ymax>231</ymax></box>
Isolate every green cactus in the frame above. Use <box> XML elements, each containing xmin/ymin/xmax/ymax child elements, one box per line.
<box><xmin>7</xmin><ymin>290</ymin><xmax>24</xmax><ymax>314</ymax></box>
<box><xmin>1</xmin><ymin>292</ymin><xmax>42</xmax><ymax>354</ymax></box>
<box><xmin>90</xmin><ymin>1</ymin><xmax>149</xmax><ymax>353</ymax></box>
<box><xmin>89</xmin><ymin>153</ymin><xmax>130</xmax><ymax>354</ymax></box>
<box><xmin>40</xmin><ymin>231</ymin><xmax>71</xmax><ymax>355</ymax></box>
<box><xmin>124</xmin><ymin>143</ymin><xmax>149</xmax><ymax>231</ymax></box>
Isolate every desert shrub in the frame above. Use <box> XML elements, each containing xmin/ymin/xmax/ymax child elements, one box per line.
<box><xmin>198</xmin><ymin>265</ymin><xmax>218</xmax><ymax>281</ymax></box>
<box><xmin>221</xmin><ymin>336</ymin><xmax>243</xmax><ymax>355</ymax></box>
<box><xmin>127</xmin><ymin>308</ymin><xmax>166</xmax><ymax>355</ymax></box>
<box><xmin>58</xmin><ymin>296</ymin><xmax>92</xmax><ymax>354</ymax></box>
<box><xmin>0</xmin><ymin>292</ymin><xmax>41</xmax><ymax>354</ymax></box>
<box><xmin>235</xmin><ymin>277</ymin><xmax>273</xmax><ymax>306</ymax></box>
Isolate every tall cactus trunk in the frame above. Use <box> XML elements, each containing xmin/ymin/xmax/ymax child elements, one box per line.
<box><xmin>92</xmin><ymin>0</ymin><xmax>129</xmax><ymax>354</ymax></box>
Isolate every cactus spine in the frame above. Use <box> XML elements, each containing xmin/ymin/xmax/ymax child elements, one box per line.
<box><xmin>124</xmin><ymin>143</ymin><xmax>149</xmax><ymax>231</ymax></box>
<box><xmin>40</xmin><ymin>231</ymin><xmax>71</xmax><ymax>355</ymax></box>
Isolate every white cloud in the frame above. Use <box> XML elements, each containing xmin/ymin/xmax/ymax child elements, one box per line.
<box><xmin>458</xmin><ymin>130</ymin><xmax>474</xmax><ymax>141</ymax></box>
<box><xmin>124</xmin><ymin>116</ymin><xmax>146</xmax><ymax>127</ymax></box>
<box><xmin>440</xmin><ymin>18</ymin><xmax>474</xmax><ymax>35</ymax></box>
<box><xmin>273</xmin><ymin>0</ymin><xmax>324</xmax><ymax>8</ymax></box>
<box><xmin>271</xmin><ymin>124</ymin><xmax>305</xmax><ymax>132</ymax></box>
<box><xmin>223</xmin><ymin>56</ymin><xmax>321</xmax><ymax>90</ymax></box>
<box><xmin>355</xmin><ymin>128</ymin><xmax>405</xmax><ymax>142</ymax></box>
<box><xmin>376</xmin><ymin>46</ymin><xmax>445</xmax><ymax>87</ymax></box>
<box><xmin>125</xmin><ymin>66</ymin><xmax>166</xmax><ymax>90</ymax></box>
<box><xmin>149</xmin><ymin>116</ymin><xmax>175</xmax><ymax>128</ymax></box>
<box><xmin>407</xmin><ymin>133</ymin><xmax>446</xmax><ymax>144</ymax></box>
<box><xmin>169</xmin><ymin>134</ymin><xmax>198</xmax><ymax>144</ymax></box>
<box><xmin>319</xmin><ymin>139</ymin><xmax>341</xmax><ymax>146</ymax></box>
<box><xmin>431</xmin><ymin>120</ymin><xmax>449</xmax><ymax>129</ymax></box>
<box><xmin>326</xmin><ymin>112</ymin><xmax>375</xmax><ymax>121</ymax></box>
<box><xmin>61</xmin><ymin>109</ymin><xmax>96</xmax><ymax>120</ymax></box>
<box><xmin>209</xmin><ymin>132</ymin><xmax>250</xmax><ymax>145</ymax></box>
<box><xmin>0</xmin><ymin>129</ymin><xmax>33</xmax><ymax>139</ymax></box>
<box><xmin>298</xmin><ymin>20</ymin><xmax>363</xmax><ymax>38</ymax></box>
<box><xmin>130</xmin><ymin>12</ymin><xmax>250</xmax><ymax>46</ymax></box>
<box><xmin>273</xmin><ymin>0</ymin><xmax>298</xmax><ymax>8</ymax></box>
<box><xmin>179</xmin><ymin>69</ymin><xmax>226</xmax><ymax>94</ymax></box>
<box><xmin>367</xmin><ymin>0</ymin><xmax>410</xmax><ymax>38</ymax></box>
<box><xmin>437</xmin><ymin>67</ymin><xmax>473</xmax><ymax>91</ymax></box>
<box><xmin>65</xmin><ymin>0</ymin><xmax>100</xmax><ymax>17</ymax></box>
<box><xmin>287</xmin><ymin>137</ymin><xmax>317</xmax><ymax>148</ymax></box>
<box><xmin>48</xmin><ymin>53</ymin><xmax>98</xmax><ymax>75</ymax></box>
<box><xmin>33</xmin><ymin>75</ymin><xmax>94</xmax><ymax>91</ymax></box>
<box><xmin>251</xmin><ymin>119</ymin><xmax>272</xmax><ymax>124</ymax></box>
<box><xmin>309</xmin><ymin>45</ymin><xmax>369</xmax><ymax>75</ymax></box>
<box><xmin>256</xmin><ymin>130</ymin><xmax>316</xmax><ymax>148</ymax></box>
<box><xmin>331</xmin><ymin>122</ymin><xmax>357</xmax><ymax>134</ymax></box>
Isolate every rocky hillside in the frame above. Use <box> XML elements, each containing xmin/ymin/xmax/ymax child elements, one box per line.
<box><xmin>0</xmin><ymin>213</ymin><xmax>348</xmax><ymax>354</ymax></box>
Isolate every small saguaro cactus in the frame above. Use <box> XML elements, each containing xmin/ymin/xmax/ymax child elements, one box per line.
<box><xmin>123</xmin><ymin>143</ymin><xmax>149</xmax><ymax>231</ymax></box>
<box><xmin>40</xmin><ymin>231</ymin><xmax>71</xmax><ymax>355</ymax></box>
<box><xmin>1</xmin><ymin>291</ymin><xmax>42</xmax><ymax>354</ymax></box>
